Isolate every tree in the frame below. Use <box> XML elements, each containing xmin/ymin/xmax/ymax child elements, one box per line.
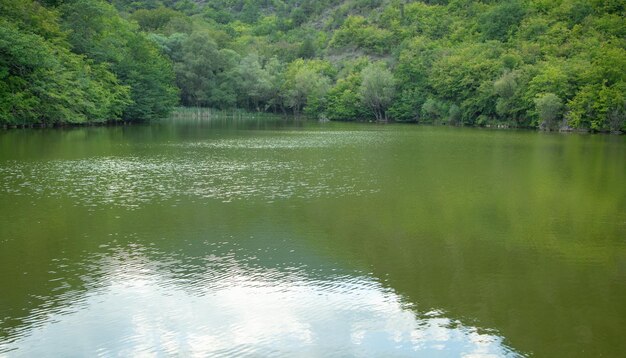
<box><xmin>235</xmin><ymin>54</ymin><xmax>274</xmax><ymax>111</ymax></box>
<box><xmin>174</xmin><ymin>32</ymin><xmax>222</xmax><ymax>106</ymax></box>
<box><xmin>567</xmin><ymin>82</ymin><xmax>626</xmax><ymax>132</ymax></box>
<box><xmin>282</xmin><ymin>59</ymin><xmax>332</xmax><ymax>115</ymax></box>
<box><xmin>534</xmin><ymin>93</ymin><xmax>562</xmax><ymax>130</ymax></box>
<box><xmin>59</xmin><ymin>0</ymin><xmax>178</xmax><ymax>121</ymax></box>
<box><xmin>421</xmin><ymin>98</ymin><xmax>446</xmax><ymax>123</ymax></box>
<box><xmin>359</xmin><ymin>62</ymin><xmax>395</xmax><ymax>121</ymax></box>
<box><xmin>479</xmin><ymin>0</ymin><xmax>526</xmax><ymax>41</ymax></box>
<box><xmin>131</xmin><ymin>7</ymin><xmax>192</xmax><ymax>34</ymax></box>
<box><xmin>330</xmin><ymin>15</ymin><xmax>393</xmax><ymax>55</ymax></box>
<box><xmin>389</xmin><ymin>36</ymin><xmax>438</xmax><ymax>122</ymax></box>
<box><xmin>326</xmin><ymin>73</ymin><xmax>368</xmax><ymax>121</ymax></box>
<box><xmin>297</xmin><ymin>37</ymin><xmax>316</xmax><ymax>59</ymax></box>
<box><xmin>0</xmin><ymin>0</ymin><xmax>130</xmax><ymax>125</ymax></box>
<box><xmin>3</xmin><ymin>0</ymin><xmax>626</xmax><ymax>130</ymax></box>
<box><xmin>494</xmin><ymin>71</ymin><xmax>519</xmax><ymax>122</ymax></box>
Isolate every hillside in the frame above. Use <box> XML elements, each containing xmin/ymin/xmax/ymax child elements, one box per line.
<box><xmin>1</xmin><ymin>0</ymin><xmax>624</xmax><ymax>131</ymax></box>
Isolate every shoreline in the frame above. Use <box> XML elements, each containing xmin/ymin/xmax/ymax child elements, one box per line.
<box><xmin>2</xmin><ymin>112</ymin><xmax>623</xmax><ymax>135</ymax></box>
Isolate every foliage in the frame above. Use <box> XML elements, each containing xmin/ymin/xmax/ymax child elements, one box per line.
<box><xmin>0</xmin><ymin>0</ymin><xmax>131</xmax><ymax>125</ymax></box>
<box><xmin>131</xmin><ymin>7</ymin><xmax>192</xmax><ymax>34</ymax></box>
<box><xmin>479</xmin><ymin>0</ymin><xmax>526</xmax><ymax>41</ymax></box>
<box><xmin>330</xmin><ymin>15</ymin><xmax>393</xmax><ymax>55</ymax></box>
<box><xmin>326</xmin><ymin>74</ymin><xmax>366</xmax><ymax>121</ymax></box>
<box><xmin>59</xmin><ymin>0</ymin><xmax>178</xmax><ymax>121</ymax></box>
<box><xmin>1</xmin><ymin>0</ymin><xmax>625</xmax><ymax>131</ymax></box>
<box><xmin>535</xmin><ymin>93</ymin><xmax>563</xmax><ymax>130</ymax></box>
<box><xmin>568</xmin><ymin>82</ymin><xmax>626</xmax><ymax>132</ymax></box>
<box><xmin>359</xmin><ymin>62</ymin><xmax>395</xmax><ymax>121</ymax></box>
<box><xmin>282</xmin><ymin>59</ymin><xmax>333</xmax><ymax>115</ymax></box>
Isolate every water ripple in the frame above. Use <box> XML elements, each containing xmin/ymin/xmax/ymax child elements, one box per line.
<box><xmin>169</xmin><ymin>130</ymin><xmax>388</xmax><ymax>150</ymax></box>
<box><xmin>0</xmin><ymin>245</ymin><xmax>521</xmax><ymax>357</ymax></box>
<box><xmin>0</xmin><ymin>153</ymin><xmax>378</xmax><ymax>209</ymax></box>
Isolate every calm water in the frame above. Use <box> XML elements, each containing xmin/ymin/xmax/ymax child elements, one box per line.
<box><xmin>1</xmin><ymin>115</ymin><xmax>625</xmax><ymax>357</ymax></box>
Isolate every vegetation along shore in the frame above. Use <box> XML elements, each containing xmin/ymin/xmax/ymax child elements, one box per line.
<box><xmin>1</xmin><ymin>0</ymin><xmax>624</xmax><ymax>132</ymax></box>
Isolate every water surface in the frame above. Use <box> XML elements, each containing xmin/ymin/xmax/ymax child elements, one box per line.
<box><xmin>1</xmin><ymin>115</ymin><xmax>625</xmax><ymax>357</ymax></box>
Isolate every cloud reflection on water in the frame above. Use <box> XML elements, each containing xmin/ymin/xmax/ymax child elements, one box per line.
<box><xmin>1</xmin><ymin>247</ymin><xmax>520</xmax><ymax>357</ymax></box>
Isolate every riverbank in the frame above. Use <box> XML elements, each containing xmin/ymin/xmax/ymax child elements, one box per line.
<box><xmin>2</xmin><ymin>108</ymin><xmax>624</xmax><ymax>135</ymax></box>
<box><xmin>1</xmin><ymin>121</ymin><xmax>139</xmax><ymax>130</ymax></box>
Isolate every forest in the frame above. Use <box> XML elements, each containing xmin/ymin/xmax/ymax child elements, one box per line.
<box><xmin>1</xmin><ymin>0</ymin><xmax>624</xmax><ymax>131</ymax></box>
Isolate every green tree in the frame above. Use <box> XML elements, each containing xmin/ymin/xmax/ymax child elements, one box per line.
<box><xmin>326</xmin><ymin>73</ymin><xmax>369</xmax><ymax>121</ymax></box>
<box><xmin>568</xmin><ymin>82</ymin><xmax>626</xmax><ymax>132</ymax></box>
<box><xmin>235</xmin><ymin>54</ymin><xmax>274</xmax><ymax>111</ymax></box>
<box><xmin>59</xmin><ymin>0</ymin><xmax>177</xmax><ymax>121</ymax></box>
<box><xmin>534</xmin><ymin>93</ymin><xmax>563</xmax><ymax>130</ymax></box>
<box><xmin>0</xmin><ymin>0</ymin><xmax>130</xmax><ymax>125</ymax></box>
<box><xmin>390</xmin><ymin>36</ymin><xmax>439</xmax><ymax>122</ymax></box>
<box><xmin>174</xmin><ymin>32</ymin><xmax>221</xmax><ymax>106</ymax></box>
<box><xmin>479</xmin><ymin>0</ymin><xmax>526</xmax><ymax>41</ymax></box>
<box><xmin>330</xmin><ymin>15</ymin><xmax>393</xmax><ymax>55</ymax></box>
<box><xmin>131</xmin><ymin>7</ymin><xmax>192</xmax><ymax>34</ymax></box>
<box><xmin>359</xmin><ymin>62</ymin><xmax>395</xmax><ymax>121</ymax></box>
<box><xmin>494</xmin><ymin>71</ymin><xmax>521</xmax><ymax>122</ymax></box>
<box><xmin>421</xmin><ymin>98</ymin><xmax>446</xmax><ymax>123</ymax></box>
<box><xmin>282</xmin><ymin>59</ymin><xmax>332</xmax><ymax>115</ymax></box>
<box><xmin>429</xmin><ymin>43</ymin><xmax>501</xmax><ymax>124</ymax></box>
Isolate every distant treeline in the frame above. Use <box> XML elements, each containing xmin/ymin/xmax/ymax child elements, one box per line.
<box><xmin>1</xmin><ymin>0</ymin><xmax>624</xmax><ymax>131</ymax></box>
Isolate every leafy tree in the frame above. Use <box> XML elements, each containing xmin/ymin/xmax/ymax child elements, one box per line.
<box><xmin>297</xmin><ymin>37</ymin><xmax>316</xmax><ymax>59</ymax></box>
<box><xmin>400</xmin><ymin>2</ymin><xmax>452</xmax><ymax>40</ymax></box>
<box><xmin>330</xmin><ymin>15</ymin><xmax>393</xmax><ymax>55</ymax></box>
<box><xmin>235</xmin><ymin>54</ymin><xmax>274</xmax><ymax>111</ymax></box>
<box><xmin>359</xmin><ymin>62</ymin><xmax>395</xmax><ymax>121</ymax></box>
<box><xmin>421</xmin><ymin>98</ymin><xmax>447</xmax><ymax>123</ymax></box>
<box><xmin>494</xmin><ymin>71</ymin><xmax>520</xmax><ymax>122</ymax></box>
<box><xmin>429</xmin><ymin>43</ymin><xmax>501</xmax><ymax>124</ymax></box>
<box><xmin>131</xmin><ymin>7</ymin><xmax>192</xmax><ymax>34</ymax></box>
<box><xmin>326</xmin><ymin>73</ymin><xmax>369</xmax><ymax>121</ymax></box>
<box><xmin>59</xmin><ymin>0</ymin><xmax>178</xmax><ymax>121</ymax></box>
<box><xmin>148</xmin><ymin>32</ymin><xmax>188</xmax><ymax>63</ymax></box>
<box><xmin>282</xmin><ymin>59</ymin><xmax>333</xmax><ymax>115</ymax></box>
<box><xmin>479</xmin><ymin>0</ymin><xmax>526</xmax><ymax>41</ymax></box>
<box><xmin>535</xmin><ymin>93</ymin><xmax>563</xmax><ymax>130</ymax></box>
<box><xmin>390</xmin><ymin>36</ymin><xmax>439</xmax><ymax>122</ymax></box>
<box><xmin>116</xmin><ymin>32</ymin><xmax>178</xmax><ymax>120</ymax></box>
<box><xmin>263</xmin><ymin>57</ymin><xmax>286</xmax><ymax>113</ymax></box>
<box><xmin>174</xmin><ymin>32</ymin><xmax>222</xmax><ymax>107</ymax></box>
<box><xmin>568</xmin><ymin>82</ymin><xmax>626</xmax><ymax>132</ymax></box>
<box><xmin>0</xmin><ymin>0</ymin><xmax>130</xmax><ymax>125</ymax></box>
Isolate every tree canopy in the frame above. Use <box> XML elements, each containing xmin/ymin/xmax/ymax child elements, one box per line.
<box><xmin>1</xmin><ymin>0</ymin><xmax>624</xmax><ymax>131</ymax></box>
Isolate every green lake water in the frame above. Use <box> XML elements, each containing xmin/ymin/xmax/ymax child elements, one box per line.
<box><xmin>1</xmin><ymin>115</ymin><xmax>625</xmax><ymax>357</ymax></box>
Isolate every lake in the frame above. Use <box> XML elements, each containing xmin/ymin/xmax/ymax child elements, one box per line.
<box><xmin>1</xmin><ymin>114</ymin><xmax>625</xmax><ymax>357</ymax></box>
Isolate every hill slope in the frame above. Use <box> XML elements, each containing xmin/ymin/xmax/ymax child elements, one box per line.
<box><xmin>1</xmin><ymin>0</ymin><xmax>624</xmax><ymax>131</ymax></box>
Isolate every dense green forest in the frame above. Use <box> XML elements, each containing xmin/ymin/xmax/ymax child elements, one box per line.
<box><xmin>1</xmin><ymin>0</ymin><xmax>624</xmax><ymax>131</ymax></box>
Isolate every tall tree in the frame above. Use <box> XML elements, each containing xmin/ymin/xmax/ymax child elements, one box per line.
<box><xmin>359</xmin><ymin>62</ymin><xmax>395</xmax><ymax>121</ymax></box>
<box><xmin>59</xmin><ymin>0</ymin><xmax>178</xmax><ymax>121</ymax></box>
<box><xmin>282</xmin><ymin>59</ymin><xmax>332</xmax><ymax>115</ymax></box>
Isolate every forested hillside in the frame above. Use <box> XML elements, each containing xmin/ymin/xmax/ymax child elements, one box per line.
<box><xmin>1</xmin><ymin>0</ymin><xmax>624</xmax><ymax>131</ymax></box>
